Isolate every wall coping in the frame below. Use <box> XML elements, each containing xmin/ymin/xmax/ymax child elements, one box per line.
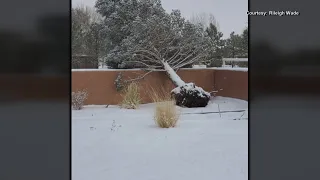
<box><xmin>71</xmin><ymin>67</ymin><xmax>248</xmax><ymax>72</ymax></box>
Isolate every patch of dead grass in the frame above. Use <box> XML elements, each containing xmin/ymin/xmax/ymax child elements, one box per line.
<box><xmin>120</xmin><ymin>82</ymin><xmax>141</xmax><ymax>109</ymax></box>
<box><xmin>149</xmin><ymin>86</ymin><xmax>180</xmax><ymax>128</ymax></box>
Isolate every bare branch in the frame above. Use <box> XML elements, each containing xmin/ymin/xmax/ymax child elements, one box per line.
<box><xmin>170</xmin><ymin>48</ymin><xmax>194</xmax><ymax>65</ymax></box>
<box><xmin>175</xmin><ymin>53</ymin><xmax>206</xmax><ymax>68</ymax></box>
<box><xmin>172</xmin><ymin>49</ymin><xmax>199</xmax><ymax>68</ymax></box>
<box><xmin>125</xmin><ymin>70</ymin><xmax>154</xmax><ymax>82</ymax></box>
<box><xmin>135</xmin><ymin>49</ymin><xmax>161</xmax><ymax>61</ymax></box>
<box><xmin>134</xmin><ymin>53</ymin><xmax>162</xmax><ymax>65</ymax></box>
<box><xmin>172</xmin><ymin>47</ymin><xmax>207</xmax><ymax>69</ymax></box>
<box><xmin>128</xmin><ymin>61</ymin><xmax>162</xmax><ymax>68</ymax></box>
<box><xmin>167</xmin><ymin>49</ymin><xmax>181</xmax><ymax>63</ymax></box>
<box><xmin>190</xmin><ymin>12</ymin><xmax>220</xmax><ymax>31</ymax></box>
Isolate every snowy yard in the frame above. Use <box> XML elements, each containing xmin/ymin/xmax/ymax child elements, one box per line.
<box><xmin>72</xmin><ymin>96</ymin><xmax>248</xmax><ymax>180</ymax></box>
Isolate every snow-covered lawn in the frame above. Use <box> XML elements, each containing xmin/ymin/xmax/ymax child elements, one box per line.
<box><xmin>72</xmin><ymin>96</ymin><xmax>248</xmax><ymax>180</ymax></box>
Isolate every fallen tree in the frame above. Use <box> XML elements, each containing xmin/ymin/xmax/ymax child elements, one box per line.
<box><xmin>111</xmin><ymin>10</ymin><xmax>214</xmax><ymax>107</ymax></box>
<box><xmin>95</xmin><ymin>1</ymin><xmax>217</xmax><ymax>107</ymax></box>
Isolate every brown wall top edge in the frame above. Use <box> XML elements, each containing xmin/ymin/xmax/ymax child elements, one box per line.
<box><xmin>71</xmin><ymin>68</ymin><xmax>248</xmax><ymax>72</ymax></box>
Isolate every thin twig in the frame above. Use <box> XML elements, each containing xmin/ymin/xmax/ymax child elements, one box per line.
<box><xmin>239</xmin><ymin>112</ymin><xmax>245</xmax><ymax>119</ymax></box>
<box><xmin>125</xmin><ymin>71</ymin><xmax>154</xmax><ymax>82</ymax></box>
<box><xmin>218</xmin><ymin>104</ymin><xmax>221</xmax><ymax>118</ymax></box>
<box><xmin>128</xmin><ymin>61</ymin><xmax>162</xmax><ymax>68</ymax></box>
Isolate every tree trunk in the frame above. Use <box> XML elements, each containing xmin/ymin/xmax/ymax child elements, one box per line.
<box><xmin>161</xmin><ymin>60</ymin><xmax>185</xmax><ymax>87</ymax></box>
<box><xmin>161</xmin><ymin>60</ymin><xmax>210</xmax><ymax>108</ymax></box>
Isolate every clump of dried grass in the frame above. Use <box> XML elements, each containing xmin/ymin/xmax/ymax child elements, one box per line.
<box><xmin>149</xmin><ymin>87</ymin><xmax>180</xmax><ymax>128</ymax></box>
<box><xmin>120</xmin><ymin>82</ymin><xmax>141</xmax><ymax>109</ymax></box>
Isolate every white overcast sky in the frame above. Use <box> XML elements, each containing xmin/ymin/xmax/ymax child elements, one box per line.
<box><xmin>72</xmin><ymin>0</ymin><xmax>248</xmax><ymax>38</ymax></box>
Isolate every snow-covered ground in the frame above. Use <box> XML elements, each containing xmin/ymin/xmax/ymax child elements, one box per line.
<box><xmin>72</xmin><ymin>96</ymin><xmax>248</xmax><ymax>180</ymax></box>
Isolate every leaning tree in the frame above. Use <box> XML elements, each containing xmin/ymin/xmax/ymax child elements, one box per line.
<box><xmin>112</xmin><ymin>10</ymin><xmax>214</xmax><ymax>107</ymax></box>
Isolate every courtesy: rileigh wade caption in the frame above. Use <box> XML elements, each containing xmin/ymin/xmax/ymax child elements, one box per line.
<box><xmin>247</xmin><ymin>11</ymin><xmax>300</xmax><ymax>16</ymax></box>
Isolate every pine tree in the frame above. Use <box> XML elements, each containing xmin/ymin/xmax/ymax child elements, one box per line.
<box><xmin>95</xmin><ymin>0</ymin><xmax>166</xmax><ymax>68</ymax></box>
<box><xmin>72</xmin><ymin>7</ymin><xmax>91</xmax><ymax>56</ymax></box>
<box><xmin>204</xmin><ymin>23</ymin><xmax>225</xmax><ymax>67</ymax></box>
<box><xmin>72</xmin><ymin>5</ymin><xmax>104</xmax><ymax>57</ymax></box>
<box><xmin>224</xmin><ymin>31</ymin><xmax>242</xmax><ymax>58</ymax></box>
<box><xmin>240</xmin><ymin>27</ymin><xmax>248</xmax><ymax>58</ymax></box>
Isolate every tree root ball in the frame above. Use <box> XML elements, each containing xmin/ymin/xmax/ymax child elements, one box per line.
<box><xmin>171</xmin><ymin>83</ymin><xmax>211</xmax><ymax>108</ymax></box>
